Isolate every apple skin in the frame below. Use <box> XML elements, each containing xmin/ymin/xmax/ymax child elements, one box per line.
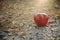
<box><xmin>34</xmin><ymin>13</ymin><xmax>48</xmax><ymax>27</ymax></box>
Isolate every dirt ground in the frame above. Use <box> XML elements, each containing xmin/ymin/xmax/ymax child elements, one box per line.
<box><xmin>0</xmin><ymin>0</ymin><xmax>60</xmax><ymax>40</ymax></box>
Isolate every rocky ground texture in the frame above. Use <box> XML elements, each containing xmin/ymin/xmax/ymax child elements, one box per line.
<box><xmin>0</xmin><ymin>18</ymin><xmax>60</xmax><ymax>40</ymax></box>
<box><xmin>0</xmin><ymin>0</ymin><xmax>60</xmax><ymax>40</ymax></box>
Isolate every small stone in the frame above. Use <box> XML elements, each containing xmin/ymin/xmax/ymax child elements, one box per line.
<box><xmin>17</xmin><ymin>32</ymin><xmax>23</xmax><ymax>35</ymax></box>
<box><xmin>20</xmin><ymin>23</ymin><xmax>23</xmax><ymax>26</ymax></box>
<box><xmin>13</xmin><ymin>36</ymin><xmax>19</xmax><ymax>40</ymax></box>
<box><xmin>51</xmin><ymin>27</ymin><xmax>58</xmax><ymax>31</ymax></box>
<box><xmin>26</xmin><ymin>25</ymin><xmax>29</xmax><ymax>28</ymax></box>
<box><xmin>30</xmin><ymin>37</ymin><xmax>33</xmax><ymax>40</ymax></box>
<box><xmin>22</xmin><ymin>36</ymin><xmax>26</xmax><ymax>39</ymax></box>
<box><xmin>3</xmin><ymin>36</ymin><xmax>7</xmax><ymax>40</ymax></box>
<box><xmin>0</xmin><ymin>15</ymin><xmax>4</xmax><ymax>18</ymax></box>
<box><xmin>12</xmin><ymin>28</ymin><xmax>19</xmax><ymax>32</ymax></box>
<box><xmin>29</xmin><ymin>27</ymin><xmax>32</xmax><ymax>30</ymax></box>
<box><xmin>8</xmin><ymin>32</ymin><xmax>13</xmax><ymax>36</ymax></box>
<box><xmin>8</xmin><ymin>28</ymin><xmax>12</xmax><ymax>31</ymax></box>
<box><xmin>25</xmin><ymin>34</ymin><xmax>31</xmax><ymax>40</ymax></box>
<box><xmin>8</xmin><ymin>36</ymin><xmax>15</xmax><ymax>40</ymax></box>
<box><xmin>35</xmin><ymin>30</ymin><xmax>39</xmax><ymax>34</ymax></box>
<box><xmin>33</xmin><ymin>36</ymin><xmax>37</xmax><ymax>40</ymax></box>
<box><xmin>35</xmin><ymin>29</ymin><xmax>38</xmax><ymax>34</ymax></box>
<box><xmin>19</xmin><ymin>38</ymin><xmax>24</xmax><ymax>40</ymax></box>
<box><xmin>12</xmin><ymin>21</ymin><xmax>17</xmax><ymax>25</ymax></box>
<box><xmin>29</xmin><ymin>32</ymin><xmax>32</xmax><ymax>34</ymax></box>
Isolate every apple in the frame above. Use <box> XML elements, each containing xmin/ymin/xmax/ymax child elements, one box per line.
<box><xmin>34</xmin><ymin>13</ymin><xmax>48</xmax><ymax>27</ymax></box>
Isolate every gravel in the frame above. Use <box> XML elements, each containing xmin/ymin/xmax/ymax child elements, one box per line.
<box><xmin>0</xmin><ymin>18</ymin><xmax>60</xmax><ymax>40</ymax></box>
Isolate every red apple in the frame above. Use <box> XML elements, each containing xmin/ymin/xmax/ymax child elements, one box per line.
<box><xmin>34</xmin><ymin>13</ymin><xmax>48</xmax><ymax>27</ymax></box>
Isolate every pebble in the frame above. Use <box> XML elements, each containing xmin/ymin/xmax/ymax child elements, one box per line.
<box><xmin>51</xmin><ymin>27</ymin><xmax>59</xmax><ymax>31</ymax></box>
<box><xmin>8</xmin><ymin>36</ymin><xmax>15</xmax><ymax>40</ymax></box>
<box><xmin>22</xmin><ymin>36</ymin><xmax>26</xmax><ymax>39</ymax></box>
<box><xmin>0</xmin><ymin>15</ymin><xmax>4</xmax><ymax>18</ymax></box>
<box><xmin>8</xmin><ymin>32</ymin><xmax>13</xmax><ymax>36</ymax></box>
<box><xmin>20</xmin><ymin>23</ymin><xmax>24</xmax><ymax>26</ymax></box>
<box><xmin>14</xmin><ymin>36</ymin><xmax>24</xmax><ymax>40</ymax></box>
<box><xmin>12</xmin><ymin>21</ymin><xmax>17</xmax><ymax>25</ymax></box>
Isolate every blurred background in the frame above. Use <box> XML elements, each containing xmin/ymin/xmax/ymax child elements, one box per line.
<box><xmin>0</xmin><ymin>0</ymin><xmax>60</xmax><ymax>40</ymax></box>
